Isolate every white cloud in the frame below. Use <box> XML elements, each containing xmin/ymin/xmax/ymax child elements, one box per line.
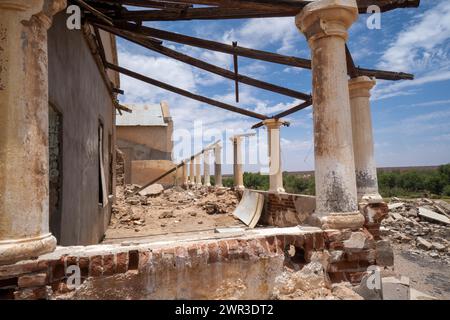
<box><xmin>372</xmin><ymin>70</ymin><xmax>450</xmax><ymax>100</ymax></box>
<box><xmin>221</xmin><ymin>17</ymin><xmax>302</xmax><ymax>54</ymax></box>
<box><xmin>378</xmin><ymin>1</ymin><xmax>450</xmax><ymax>72</ymax></box>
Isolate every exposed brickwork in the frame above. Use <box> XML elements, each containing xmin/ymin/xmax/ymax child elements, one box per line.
<box><xmin>324</xmin><ymin>227</ymin><xmax>376</xmax><ymax>283</ymax></box>
<box><xmin>116</xmin><ymin>148</ymin><xmax>125</xmax><ymax>186</ymax></box>
<box><xmin>258</xmin><ymin>191</ymin><xmax>316</xmax><ymax>227</ymax></box>
<box><xmin>0</xmin><ymin>230</ymin><xmax>328</xmax><ymax>300</ymax></box>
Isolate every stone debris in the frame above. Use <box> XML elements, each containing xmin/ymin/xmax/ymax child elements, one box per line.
<box><xmin>138</xmin><ymin>183</ymin><xmax>164</xmax><ymax>197</ymax></box>
<box><xmin>418</xmin><ymin>207</ymin><xmax>450</xmax><ymax>225</ymax></box>
<box><xmin>381</xmin><ymin>198</ymin><xmax>450</xmax><ymax>264</ymax></box>
<box><xmin>272</xmin><ymin>250</ymin><xmax>364</xmax><ymax>300</ymax></box>
<box><xmin>381</xmin><ymin>276</ymin><xmax>410</xmax><ymax>300</ymax></box>
<box><xmin>108</xmin><ymin>184</ymin><xmax>241</xmax><ymax>235</ymax></box>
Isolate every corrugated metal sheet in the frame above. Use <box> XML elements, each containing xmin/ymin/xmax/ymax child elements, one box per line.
<box><xmin>116</xmin><ymin>104</ymin><xmax>167</xmax><ymax>126</ymax></box>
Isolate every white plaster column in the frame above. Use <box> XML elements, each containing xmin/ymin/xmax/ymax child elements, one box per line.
<box><xmin>0</xmin><ymin>0</ymin><xmax>66</xmax><ymax>265</ymax></box>
<box><xmin>203</xmin><ymin>150</ymin><xmax>211</xmax><ymax>186</ymax></box>
<box><xmin>349</xmin><ymin>76</ymin><xmax>383</xmax><ymax>203</ymax></box>
<box><xmin>189</xmin><ymin>159</ymin><xmax>195</xmax><ymax>186</ymax></box>
<box><xmin>296</xmin><ymin>0</ymin><xmax>364</xmax><ymax>229</ymax></box>
<box><xmin>232</xmin><ymin>137</ymin><xmax>244</xmax><ymax>189</ymax></box>
<box><xmin>263</xmin><ymin>119</ymin><xmax>285</xmax><ymax>193</ymax></box>
<box><xmin>195</xmin><ymin>154</ymin><xmax>202</xmax><ymax>186</ymax></box>
<box><xmin>214</xmin><ymin>144</ymin><xmax>223</xmax><ymax>187</ymax></box>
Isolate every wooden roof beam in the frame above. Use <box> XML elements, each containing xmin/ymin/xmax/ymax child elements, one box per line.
<box><xmin>106</xmin><ymin>62</ymin><xmax>269</xmax><ymax>120</ymax></box>
<box><xmin>94</xmin><ymin>22</ymin><xmax>311</xmax><ymax>100</ymax></box>
<box><xmin>152</xmin><ymin>0</ymin><xmax>420</xmax><ymax>13</ymax></box>
<box><xmin>108</xmin><ymin>21</ymin><xmax>414</xmax><ymax>81</ymax></box>
<box><xmin>115</xmin><ymin>7</ymin><xmax>299</xmax><ymax>21</ymax></box>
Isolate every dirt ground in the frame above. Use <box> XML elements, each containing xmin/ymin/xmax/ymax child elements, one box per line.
<box><xmin>391</xmin><ymin>244</ymin><xmax>450</xmax><ymax>299</ymax></box>
<box><xmin>104</xmin><ymin>185</ymin><xmax>244</xmax><ymax>242</ymax></box>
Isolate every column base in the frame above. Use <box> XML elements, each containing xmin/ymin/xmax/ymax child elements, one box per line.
<box><xmin>0</xmin><ymin>233</ymin><xmax>57</xmax><ymax>266</ymax></box>
<box><xmin>320</xmin><ymin>212</ymin><xmax>365</xmax><ymax>230</ymax></box>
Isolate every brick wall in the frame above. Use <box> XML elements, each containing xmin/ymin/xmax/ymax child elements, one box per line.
<box><xmin>0</xmin><ymin>228</ymin><xmax>327</xmax><ymax>300</ymax></box>
<box><xmin>257</xmin><ymin>191</ymin><xmax>316</xmax><ymax>227</ymax></box>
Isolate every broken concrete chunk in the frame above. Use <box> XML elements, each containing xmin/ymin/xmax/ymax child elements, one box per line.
<box><xmin>343</xmin><ymin>232</ymin><xmax>374</xmax><ymax>251</ymax></box>
<box><xmin>354</xmin><ymin>273</ymin><xmax>382</xmax><ymax>300</ymax></box>
<box><xmin>381</xmin><ymin>276</ymin><xmax>410</xmax><ymax>300</ymax></box>
<box><xmin>431</xmin><ymin>242</ymin><xmax>446</xmax><ymax>251</ymax></box>
<box><xmin>418</xmin><ymin>207</ymin><xmax>450</xmax><ymax>225</ymax></box>
<box><xmin>390</xmin><ymin>212</ymin><xmax>404</xmax><ymax>220</ymax></box>
<box><xmin>138</xmin><ymin>183</ymin><xmax>164</xmax><ymax>197</ymax></box>
<box><xmin>409</xmin><ymin>288</ymin><xmax>436</xmax><ymax>300</ymax></box>
<box><xmin>416</xmin><ymin>237</ymin><xmax>433</xmax><ymax>250</ymax></box>
<box><xmin>232</xmin><ymin>190</ymin><xmax>264</xmax><ymax>228</ymax></box>
<box><xmin>388</xmin><ymin>202</ymin><xmax>405</xmax><ymax>210</ymax></box>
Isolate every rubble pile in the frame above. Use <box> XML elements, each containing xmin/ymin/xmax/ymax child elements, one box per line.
<box><xmin>107</xmin><ymin>184</ymin><xmax>241</xmax><ymax>237</ymax></box>
<box><xmin>381</xmin><ymin>198</ymin><xmax>450</xmax><ymax>263</ymax></box>
<box><xmin>272</xmin><ymin>252</ymin><xmax>363</xmax><ymax>300</ymax></box>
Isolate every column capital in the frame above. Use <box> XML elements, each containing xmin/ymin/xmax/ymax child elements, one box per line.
<box><xmin>296</xmin><ymin>0</ymin><xmax>358</xmax><ymax>43</ymax></box>
<box><xmin>0</xmin><ymin>0</ymin><xmax>66</xmax><ymax>29</ymax></box>
<box><xmin>348</xmin><ymin>76</ymin><xmax>376</xmax><ymax>98</ymax></box>
<box><xmin>262</xmin><ymin>118</ymin><xmax>286</xmax><ymax>129</ymax></box>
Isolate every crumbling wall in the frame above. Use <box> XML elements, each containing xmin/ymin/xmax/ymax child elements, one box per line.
<box><xmin>258</xmin><ymin>191</ymin><xmax>316</xmax><ymax>227</ymax></box>
<box><xmin>116</xmin><ymin>149</ymin><xmax>125</xmax><ymax>187</ymax></box>
<box><xmin>0</xmin><ymin>228</ymin><xmax>328</xmax><ymax>300</ymax></box>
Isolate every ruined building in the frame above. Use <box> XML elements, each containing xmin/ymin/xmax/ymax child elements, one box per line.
<box><xmin>0</xmin><ymin>0</ymin><xmax>422</xmax><ymax>300</ymax></box>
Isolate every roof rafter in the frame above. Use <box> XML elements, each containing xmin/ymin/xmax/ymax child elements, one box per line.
<box><xmin>94</xmin><ymin>22</ymin><xmax>311</xmax><ymax>100</ymax></box>
<box><xmin>106</xmin><ymin>62</ymin><xmax>270</xmax><ymax>120</ymax></box>
<box><xmin>107</xmin><ymin>21</ymin><xmax>413</xmax><ymax>81</ymax></box>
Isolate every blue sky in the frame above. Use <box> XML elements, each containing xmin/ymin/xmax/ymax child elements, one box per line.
<box><xmin>117</xmin><ymin>0</ymin><xmax>450</xmax><ymax>173</ymax></box>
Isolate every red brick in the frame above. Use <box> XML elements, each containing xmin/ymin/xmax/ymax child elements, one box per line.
<box><xmin>265</xmin><ymin>236</ymin><xmax>277</xmax><ymax>253</ymax></box>
<box><xmin>227</xmin><ymin>239</ymin><xmax>239</xmax><ymax>251</ymax></box>
<box><xmin>65</xmin><ymin>256</ymin><xmax>78</xmax><ymax>269</ymax></box>
<box><xmin>138</xmin><ymin>250</ymin><xmax>151</xmax><ymax>270</ymax></box>
<box><xmin>18</xmin><ymin>273</ymin><xmax>48</xmax><ymax>288</ymax></box>
<box><xmin>303</xmin><ymin>234</ymin><xmax>314</xmax><ymax>252</ymax></box>
<box><xmin>78</xmin><ymin>257</ymin><xmax>90</xmax><ymax>278</ymax></box>
<box><xmin>187</xmin><ymin>243</ymin><xmax>198</xmax><ymax>257</ymax></box>
<box><xmin>51</xmin><ymin>257</ymin><xmax>66</xmax><ymax>281</ymax></box>
<box><xmin>237</xmin><ymin>240</ymin><xmax>250</xmax><ymax>260</ymax></box>
<box><xmin>207</xmin><ymin>242</ymin><xmax>219</xmax><ymax>264</ymax></box>
<box><xmin>115</xmin><ymin>252</ymin><xmax>128</xmax><ymax>273</ymax></box>
<box><xmin>89</xmin><ymin>255</ymin><xmax>103</xmax><ymax>277</ymax></box>
<box><xmin>174</xmin><ymin>246</ymin><xmax>188</xmax><ymax>268</ymax></box>
<box><xmin>103</xmin><ymin>254</ymin><xmax>115</xmax><ymax>276</ymax></box>
<box><xmin>313</xmin><ymin>233</ymin><xmax>325</xmax><ymax>250</ymax></box>
<box><xmin>257</xmin><ymin>237</ymin><xmax>269</xmax><ymax>253</ymax></box>
<box><xmin>14</xmin><ymin>287</ymin><xmax>48</xmax><ymax>300</ymax></box>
